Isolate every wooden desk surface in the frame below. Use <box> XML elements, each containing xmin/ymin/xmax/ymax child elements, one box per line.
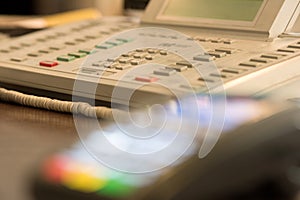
<box><xmin>0</xmin><ymin>102</ymin><xmax>80</xmax><ymax>200</ymax></box>
<box><xmin>1</xmin><ymin>101</ymin><xmax>299</xmax><ymax>200</ymax></box>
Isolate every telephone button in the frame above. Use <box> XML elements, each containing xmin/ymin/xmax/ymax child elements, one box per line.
<box><xmin>40</xmin><ymin>61</ymin><xmax>59</xmax><ymax>67</ymax></box>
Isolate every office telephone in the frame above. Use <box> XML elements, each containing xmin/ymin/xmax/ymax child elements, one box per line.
<box><xmin>4</xmin><ymin>1</ymin><xmax>297</xmax><ymax>199</ymax></box>
<box><xmin>0</xmin><ymin>0</ymin><xmax>299</xmax><ymax>107</ymax></box>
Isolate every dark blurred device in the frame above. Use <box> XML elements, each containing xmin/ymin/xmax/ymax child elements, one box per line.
<box><xmin>0</xmin><ymin>0</ymin><xmax>96</xmax><ymax>37</ymax></box>
<box><xmin>0</xmin><ymin>0</ymin><xmax>35</xmax><ymax>14</ymax></box>
<box><xmin>0</xmin><ymin>0</ymin><xmax>94</xmax><ymax>15</ymax></box>
<box><xmin>125</xmin><ymin>0</ymin><xmax>150</xmax><ymax>10</ymax></box>
<box><xmin>31</xmin><ymin>96</ymin><xmax>300</xmax><ymax>200</ymax></box>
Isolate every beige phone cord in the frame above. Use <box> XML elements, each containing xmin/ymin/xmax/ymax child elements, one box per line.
<box><xmin>0</xmin><ymin>87</ymin><xmax>115</xmax><ymax>120</ymax></box>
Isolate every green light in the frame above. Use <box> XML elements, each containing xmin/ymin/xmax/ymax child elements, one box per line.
<box><xmin>98</xmin><ymin>179</ymin><xmax>135</xmax><ymax>198</ymax></box>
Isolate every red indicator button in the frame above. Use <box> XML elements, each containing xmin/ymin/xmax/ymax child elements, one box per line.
<box><xmin>40</xmin><ymin>61</ymin><xmax>59</xmax><ymax>67</ymax></box>
<box><xmin>135</xmin><ymin>76</ymin><xmax>158</xmax><ymax>82</ymax></box>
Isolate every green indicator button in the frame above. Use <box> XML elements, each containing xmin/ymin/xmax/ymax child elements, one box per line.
<box><xmin>98</xmin><ymin>179</ymin><xmax>135</xmax><ymax>198</ymax></box>
<box><xmin>106</xmin><ymin>40</ymin><xmax>124</xmax><ymax>46</ymax></box>
<box><xmin>68</xmin><ymin>52</ymin><xmax>87</xmax><ymax>58</ymax></box>
<box><xmin>57</xmin><ymin>55</ymin><xmax>76</xmax><ymax>62</ymax></box>
<box><xmin>95</xmin><ymin>44</ymin><xmax>114</xmax><ymax>49</ymax></box>
<box><xmin>116</xmin><ymin>38</ymin><xmax>134</xmax><ymax>43</ymax></box>
<box><xmin>78</xmin><ymin>49</ymin><xmax>95</xmax><ymax>54</ymax></box>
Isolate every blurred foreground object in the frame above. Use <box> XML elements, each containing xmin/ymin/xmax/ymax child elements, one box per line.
<box><xmin>31</xmin><ymin>95</ymin><xmax>300</xmax><ymax>200</ymax></box>
<box><xmin>0</xmin><ymin>8</ymin><xmax>101</xmax><ymax>30</ymax></box>
<box><xmin>125</xmin><ymin>0</ymin><xmax>150</xmax><ymax>10</ymax></box>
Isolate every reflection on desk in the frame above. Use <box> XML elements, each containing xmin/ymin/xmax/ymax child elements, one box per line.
<box><xmin>0</xmin><ymin>102</ymin><xmax>81</xmax><ymax>200</ymax></box>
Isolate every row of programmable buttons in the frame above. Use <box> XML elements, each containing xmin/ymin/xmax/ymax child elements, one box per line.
<box><xmin>27</xmin><ymin>35</ymin><xmax>129</xmax><ymax>59</ymax></box>
<box><xmin>1</xmin><ymin>25</ymin><xmax>105</xmax><ymax>53</ymax></box>
<box><xmin>63</xmin><ymin>26</ymin><xmax>131</xmax><ymax>46</ymax></box>
<box><xmin>195</xmin><ymin>49</ymin><xmax>292</xmax><ymax>83</ymax></box>
<box><xmin>0</xmin><ymin>32</ymin><xmax>70</xmax><ymax>54</ymax></box>
<box><xmin>200</xmin><ymin>52</ymin><xmax>291</xmax><ymax>83</ymax></box>
<box><xmin>238</xmin><ymin>53</ymin><xmax>287</xmax><ymax>68</ymax></box>
<box><xmin>53</xmin><ymin>21</ymin><xmax>133</xmax><ymax>43</ymax></box>
<box><xmin>2</xmin><ymin>21</ymin><xmax>133</xmax><ymax>55</ymax></box>
<box><xmin>192</xmin><ymin>47</ymin><xmax>238</xmax><ymax>61</ymax></box>
<box><xmin>3</xmin><ymin>33</ymin><xmax>95</xmax><ymax>57</ymax></box>
<box><xmin>192</xmin><ymin>36</ymin><xmax>235</xmax><ymax>44</ymax></box>
<box><xmin>191</xmin><ymin>65</ymin><xmax>254</xmax><ymax>86</ymax></box>
<box><xmin>196</xmin><ymin>70</ymin><xmax>237</xmax><ymax>84</ymax></box>
<box><xmin>39</xmin><ymin>49</ymin><xmax>95</xmax><ymax>67</ymax></box>
<box><xmin>277</xmin><ymin>42</ymin><xmax>300</xmax><ymax>53</ymax></box>
<box><xmin>95</xmin><ymin>38</ymin><xmax>133</xmax><ymax>49</ymax></box>
<box><xmin>10</xmin><ymin>39</ymin><xmax>86</xmax><ymax>62</ymax></box>
<box><xmin>10</xmin><ymin>36</ymin><xmax>133</xmax><ymax>65</ymax></box>
<box><xmin>64</xmin><ymin>29</ymin><xmax>116</xmax><ymax>44</ymax></box>
<box><xmin>69</xmin><ymin>20</ymin><xmax>104</xmax><ymax>32</ymax></box>
<box><xmin>133</xmin><ymin>61</ymin><xmax>195</xmax><ymax>83</ymax></box>
<box><xmin>9</xmin><ymin>44</ymin><xmax>93</xmax><ymax>64</ymax></box>
<box><xmin>70</xmin><ymin>21</ymin><xmax>134</xmax><ymax>33</ymax></box>
<box><xmin>138</xmin><ymin>32</ymin><xmax>179</xmax><ymax>39</ymax></box>
<box><xmin>34</xmin><ymin>32</ymin><xmax>67</xmax><ymax>43</ymax></box>
<box><xmin>196</xmin><ymin>64</ymin><xmax>252</xmax><ymax>83</ymax></box>
<box><xmin>219</xmin><ymin>42</ymin><xmax>300</xmax><ymax>77</ymax></box>
<box><xmin>153</xmin><ymin>61</ymin><xmax>192</xmax><ymax>76</ymax></box>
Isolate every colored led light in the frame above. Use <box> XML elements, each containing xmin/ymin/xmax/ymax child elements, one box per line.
<box><xmin>58</xmin><ymin>160</ymin><xmax>107</xmax><ymax>193</ymax></box>
<box><xmin>42</xmin><ymin>156</ymin><xmax>69</xmax><ymax>183</ymax></box>
<box><xmin>62</xmin><ymin>170</ymin><xmax>106</xmax><ymax>193</ymax></box>
<box><xmin>98</xmin><ymin>179</ymin><xmax>135</xmax><ymax>198</ymax></box>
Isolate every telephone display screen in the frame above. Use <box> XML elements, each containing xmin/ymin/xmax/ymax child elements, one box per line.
<box><xmin>162</xmin><ymin>0</ymin><xmax>265</xmax><ymax>21</ymax></box>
